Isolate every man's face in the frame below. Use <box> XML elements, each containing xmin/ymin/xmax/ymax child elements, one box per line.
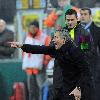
<box><xmin>53</xmin><ymin>31</ymin><xmax>65</xmax><ymax>50</ymax></box>
<box><xmin>29</xmin><ymin>25</ymin><xmax>38</xmax><ymax>36</ymax></box>
<box><xmin>80</xmin><ymin>10</ymin><xmax>91</xmax><ymax>24</ymax></box>
<box><xmin>65</xmin><ymin>14</ymin><xmax>78</xmax><ymax>29</ymax></box>
<box><xmin>0</xmin><ymin>22</ymin><xmax>6</xmax><ymax>33</ymax></box>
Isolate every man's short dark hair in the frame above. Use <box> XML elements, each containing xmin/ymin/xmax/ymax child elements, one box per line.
<box><xmin>65</xmin><ymin>9</ymin><xmax>77</xmax><ymax>18</ymax></box>
<box><xmin>81</xmin><ymin>7</ymin><xmax>92</xmax><ymax>15</ymax></box>
<box><xmin>30</xmin><ymin>20</ymin><xmax>39</xmax><ymax>28</ymax></box>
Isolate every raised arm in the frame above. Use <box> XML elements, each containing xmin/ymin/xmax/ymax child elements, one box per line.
<box><xmin>21</xmin><ymin>44</ymin><xmax>55</xmax><ymax>55</ymax></box>
<box><xmin>9</xmin><ymin>42</ymin><xmax>56</xmax><ymax>56</ymax></box>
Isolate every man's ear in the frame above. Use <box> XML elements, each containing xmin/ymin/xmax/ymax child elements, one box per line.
<box><xmin>63</xmin><ymin>37</ymin><xmax>66</xmax><ymax>44</ymax></box>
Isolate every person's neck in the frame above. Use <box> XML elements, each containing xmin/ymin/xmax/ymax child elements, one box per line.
<box><xmin>68</xmin><ymin>25</ymin><xmax>77</xmax><ymax>31</ymax></box>
<box><xmin>82</xmin><ymin>19</ymin><xmax>92</xmax><ymax>27</ymax></box>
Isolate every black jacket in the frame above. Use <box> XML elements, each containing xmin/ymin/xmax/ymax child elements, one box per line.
<box><xmin>21</xmin><ymin>40</ymin><xmax>92</xmax><ymax>94</ymax></box>
<box><xmin>0</xmin><ymin>29</ymin><xmax>15</xmax><ymax>59</ymax></box>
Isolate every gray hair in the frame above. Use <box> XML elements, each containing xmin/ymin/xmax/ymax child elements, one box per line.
<box><xmin>55</xmin><ymin>29</ymin><xmax>71</xmax><ymax>40</ymax></box>
<box><xmin>55</xmin><ymin>29</ymin><xmax>77</xmax><ymax>46</ymax></box>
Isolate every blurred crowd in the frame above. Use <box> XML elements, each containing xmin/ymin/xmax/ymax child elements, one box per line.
<box><xmin>0</xmin><ymin>0</ymin><xmax>100</xmax><ymax>100</ymax></box>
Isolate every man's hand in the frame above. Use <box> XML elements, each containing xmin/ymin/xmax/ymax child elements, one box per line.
<box><xmin>69</xmin><ymin>87</ymin><xmax>81</xmax><ymax>100</ymax></box>
<box><xmin>8</xmin><ymin>42</ymin><xmax>23</xmax><ymax>48</ymax></box>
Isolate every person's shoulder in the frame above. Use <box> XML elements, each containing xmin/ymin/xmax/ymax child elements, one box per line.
<box><xmin>76</xmin><ymin>23</ymin><xmax>90</xmax><ymax>36</ymax></box>
<box><xmin>91</xmin><ymin>22</ymin><xmax>100</xmax><ymax>29</ymax></box>
<box><xmin>73</xmin><ymin>22</ymin><xmax>83</xmax><ymax>31</ymax></box>
<box><xmin>90</xmin><ymin>22</ymin><xmax>100</xmax><ymax>37</ymax></box>
<box><xmin>63</xmin><ymin>40</ymin><xmax>78</xmax><ymax>52</ymax></box>
<box><xmin>76</xmin><ymin>22</ymin><xmax>84</xmax><ymax>29</ymax></box>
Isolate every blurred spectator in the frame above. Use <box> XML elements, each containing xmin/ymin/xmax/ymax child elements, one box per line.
<box><xmin>71</xmin><ymin>0</ymin><xmax>98</xmax><ymax>8</ymax></box>
<box><xmin>46</xmin><ymin>0</ymin><xmax>57</xmax><ymax>8</ymax></box>
<box><xmin>71</xmin><ymin>0</ymin><xmax>80</xmax><ymax>7</ymax></box>
<box><xmin>80</xmin><ymin>7</ymin><xmax>100</xmax><ymax>99</ymax></box>
<box><xmin>44</xmin><ymin>0</ymin><xmax>80</xmax><ymax>30</ymax></box>
<box><xmin>22</xmin><ymin>20</ymin><xmax>51</xmax><ymax>100</ymax></box>
<box><xmin>0</xmin><ymin>19</ymin><xmax>15</xmax><ymax>59</ymax></box>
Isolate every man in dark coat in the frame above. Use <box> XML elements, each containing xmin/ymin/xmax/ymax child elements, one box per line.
<box><xmin>80</xmin><ymin>7</ymin><xmax>100</xmax><ymax>100</ymax></box>
<box><xmin>48</xmin><ymin>9</ymin><xmax>94</xmax><ymax>100</ymax></box>
<box><xmin>9</xmin><ymin>29</ymin><xmax>94</xmax><ymax>100</ymax></box>
<box><xmin>0</xmin><ymin>19</ymin><xmax>15</xmax><ymax>59</ymax></box>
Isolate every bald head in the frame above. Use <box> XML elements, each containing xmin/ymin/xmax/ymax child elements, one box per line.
<box><xmin>0</xmin><ymin>19</ymin><xmax>6</xmax><ymax>33</ymax></box>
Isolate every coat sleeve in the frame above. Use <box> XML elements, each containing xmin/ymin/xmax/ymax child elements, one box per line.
<box><xmin>21</xmin><ymin>44</ymin><xmax>56</xmax><ymax>56</ymax></box>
